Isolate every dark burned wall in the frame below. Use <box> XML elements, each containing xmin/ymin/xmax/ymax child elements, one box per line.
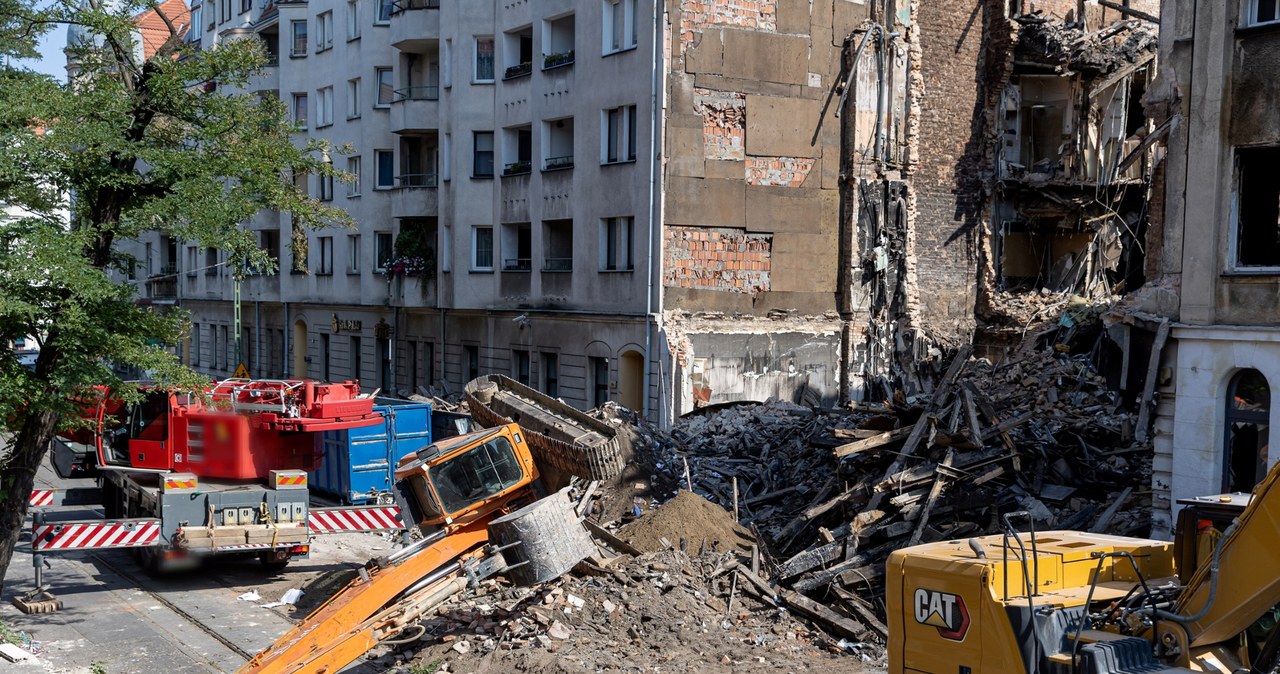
<box><xmin>1230</xmin><ymin>29</ymin><xmax>1280</xmax><ymax>147</ymax></box>
<box><xmin>911</xmin><ymin>0</ymin><xmax>1012</xmax><ymax>343</ymax></box>
<box><xmin>662</xmin><ymin>0</ymin><xmax>856</xmax><ymax>316</ymax></box>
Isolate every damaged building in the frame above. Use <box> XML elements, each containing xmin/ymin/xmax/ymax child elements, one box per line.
<box><xmin>1137</xmin><ymin>0</ymin><xmax>1280</xmax><ymax>536</ymax></box>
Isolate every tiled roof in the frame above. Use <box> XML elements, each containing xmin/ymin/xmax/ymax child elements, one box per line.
<box><xmin>134</xmin><ymin>0</ymin><xmax>191</xmax><ymax>59</ymax></box>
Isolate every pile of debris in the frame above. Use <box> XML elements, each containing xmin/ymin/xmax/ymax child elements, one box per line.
<box><xmin>1014</xmin><ymin>15</ymin><xmax>1157</xmax><ymax>75</ymax></box>
<box><xmin>573</xmin><ymin>328</ymin><xmax>1153</xmax><ymax>645</ymax></box>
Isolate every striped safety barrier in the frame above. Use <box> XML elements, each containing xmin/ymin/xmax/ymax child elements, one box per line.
<box><xmin>32</xmin><ymin>519</ymin><xmax>161</xmax><ymax>552</ymax></box>
<box><xmin>308</xmin><ymin>506</ymin><xmax>404</xmax><ymax>534</ymax></box>
<box><xmin>29</xmin><ymin>490</ymin><xmax>55</xmax><ymax>508</ymax></box>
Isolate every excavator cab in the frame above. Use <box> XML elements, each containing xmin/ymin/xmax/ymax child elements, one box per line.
<box><xmin>393</xmin><ymin>424</ymin><xmax>540</xmax><ymax>531</ymax></box>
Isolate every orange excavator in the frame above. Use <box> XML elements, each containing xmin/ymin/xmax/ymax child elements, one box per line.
<box><xmin>239</xmin><ymin>374</ymin><xmax>628</xmax><ymax>674</ymax></box>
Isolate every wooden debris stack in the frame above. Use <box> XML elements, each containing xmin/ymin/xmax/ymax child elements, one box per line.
<box><xmin>625</xmin><ymin>339</ymin><xmax>1154</xmax><ymax>641</ymax></box>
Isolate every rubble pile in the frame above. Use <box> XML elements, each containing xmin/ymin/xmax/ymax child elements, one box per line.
<box><xmin>579</xmin><ymin>332</ymin><xmax>1153</xmax><ymax>644</ymax></box>
<box><xmin>1014</xmin><ymin>15</ymin><xmax>1157</xmax><ymax>74</ymax></box>
<box><xmin>394</xmin><ymin>544</ymin><xmax>870</xmax><ymax>673</ymax></box>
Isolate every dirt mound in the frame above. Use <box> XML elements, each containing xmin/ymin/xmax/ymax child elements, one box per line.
<box><xmin>619</xmin><ymin>490</ymin><xmax>755</xmax><ymax>554</ymax></box>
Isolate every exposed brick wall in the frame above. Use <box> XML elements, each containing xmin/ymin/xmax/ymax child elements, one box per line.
<box><xmin>912</xmin><ymin>0</ymin><xmax>1014</xmax><ymax>343</ymax></box>
<box><xmin>745</xmin><ymin>157</ymin><xmax>814</xmax><ymax>187</ymax></box>
<box><xmin>695</xmin><ymin>88</ymin><xmax>746</xmax><ymax>160</ymax></box>
<box><xmin>679</xmin><ymin>0</ymin><xmax>777</xmax><ymax>48</ymax></box>
<box><xmin>664</xmin><ymin>226</ymin><xmax>772</xmax><ymax>294</ymax></box>
<box><xmin>1022</xmin><ymin>0</ymin><xmax>1160</xmax><ymax>21</ymax></box>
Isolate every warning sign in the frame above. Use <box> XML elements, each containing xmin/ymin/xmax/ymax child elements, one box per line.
<box><xmin>233</xmin><ymin>362</ymin><xmax>250</xmax><ymax>378</ymax></box>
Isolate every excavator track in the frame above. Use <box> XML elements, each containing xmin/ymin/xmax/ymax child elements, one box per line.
<box><xmin>464</xmin><ymin>374</ymin><xmax>628</xmax><ymax>481</ymax></box>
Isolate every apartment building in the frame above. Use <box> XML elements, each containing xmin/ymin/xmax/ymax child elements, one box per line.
<box><xmin>118</xmin><ymin>0</ymin><xmax>877</xmax><ymax>423</ymax></box>
<box><xmin>1141</xmin><ymin>0</ymin><xmax>1280</xmax><ymax>535</ymax></box>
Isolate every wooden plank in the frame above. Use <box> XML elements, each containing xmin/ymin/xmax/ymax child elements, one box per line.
<box><xmin>575</xmin><ymin>480</ymin><xmax>600</xmax><ymax>517</ymax></box>
<box><xmin>833</xmin><ymin>425</ymin><xmax>914</xmax><ymax>458</ymax></box>
<box><xmin>781</xmin><ymin>590</ymin><xmax>871</xmax><ymax>641</ymax></box>
<box><xmin>1135</xmin><ymin>319</ymin><xmax>1170</xmax><ymax>443</ymax></box>
<box><xmin>790</xmin><ymin>553</ymin><xmax>874</xmax><ymax>592</ymax></box>
<box><xmin>980</xmin><ymin>410</ymin><xmax>1035</xmax><ymax>441</ymax></box>
<box><xmin>907</xmin><ymin>448</ymin><xmax>955</xmax><ymax>547</ymax></box>
<box><xmin>962</xmin><ymin>388</ymin><xmax>984</xmax><ymax>447</ymax></box>
<box><xmin>836</xmin><ymin>563</ymin><xmax>886</xmax><ymax>587</ymax></box>
<box><xmin>777</xmin><ymin>539</ymin><xmax>844</xmax><ymax>579</ymax></box>
<box><xmin>830</xmin><ymin>586</ymin><xmax>889</xmax><ymax>640</ymax></box>
<box><xmin>583</xmin><ymin>519</ymin><xmax>643</xmax><ymax>556</ymax></box>
<box><xmin>1088</xmin><ymin>487</ymin><xmax>1133</xmax><ymax>534</ymax></box>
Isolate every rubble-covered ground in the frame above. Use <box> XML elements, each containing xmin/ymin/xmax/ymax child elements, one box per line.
<box><xmin>377</xmin><ymin>311</ymin><xmax>1151</xmax><ymax>673</ymax></box>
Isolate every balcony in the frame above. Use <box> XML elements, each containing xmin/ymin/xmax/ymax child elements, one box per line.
<box><xmin>389</xmin><ymin>0</ymin><xmax>439</xmax><ymax>51</ymax></box>
<box><xmin>503</xmin><ymin>62</ymin><xmax>532</xmax><ymax>80</ymax></box>
<box><xmin>389</xmin><ymin>88</ymin><xmax>440</xmax><ymax>134</ymax></box>
<box><xmin>503</xmin><ymin>257</ymin><xmax>532</xmax><ymax>272</ymax></box>
<box><xmin>542</xmin><ymin>50</ymin><xmax>574</xmax><ymax>71</ymax></box>
<box><xmin>390</xmin><ymin>175</ymin><xmax>438</xmax><ymax>219</ymax></box>
<box><xmin>543</xmin><ymin>155</ymin><xmax>573</xmax><ymax>171</ymax></box>
<box><xmin>249</xmin><ymin>60</ymin><xmax>279</xmax><ymax>93</ymax></box>
<box><xmin>144</xmin><ymin>275</ymin><xmax>178</xmax><ymax>302</ymax></box>
<box><xmin>542</xmin><ymin>257</ymin><xmax>572</xmax><ymax>272</ymax></box>
<box><xmin>389</xmin><ymin>274</ymin><xmax>437</xmax><ymax>308</ymax></box>
<box><xmin>502</xmin><ymin>161</ymin><xmax>531</xmax><ymax>177</ymax></box>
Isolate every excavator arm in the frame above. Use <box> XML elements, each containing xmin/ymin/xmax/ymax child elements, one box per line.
<box><xmin>1173</xmin><ymin>457</ymin><xmax>1280</xmax><ymax>649</ymax></box>
<box><xmin>237</xmin><ymin>523</ymin><xmax>490</xmax><ymax>674</ymax></box>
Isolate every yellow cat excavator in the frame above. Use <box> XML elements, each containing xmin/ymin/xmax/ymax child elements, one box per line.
<box><xmin>887</xmin><ymin>456</ymin><xmax>1280</xmax><ymax>673</ymax></box>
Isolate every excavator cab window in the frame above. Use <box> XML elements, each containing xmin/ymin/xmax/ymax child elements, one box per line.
<box><xmin>130</xmin><ymin>390</ymin><xmax>169</xmax><ymax>441</ymax></box>
<box><xmin>427</xmin><ymin>436</ymin><xmax>524</xmax><ymax>516</ymax></box>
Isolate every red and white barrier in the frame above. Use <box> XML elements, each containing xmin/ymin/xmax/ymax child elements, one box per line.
<box><xmin>29</xmin><ymin>490</ymin><xmax>54</xmax><ymax>507</ymax></box>
<box><xmin>308</xmin><ymin>506</ymin><xmax>403</xmax><ymax>534</ymax></box>
<box><xmin>32</xmin><ymin>519</ymin><xmax>161</xmax><ymax>551</ymax></box>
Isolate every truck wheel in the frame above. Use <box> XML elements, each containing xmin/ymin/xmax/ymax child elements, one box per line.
<box><xmin>259</xmin><ymin>551</ymin><xmax>290</xmax><ymax>572</ymax></box>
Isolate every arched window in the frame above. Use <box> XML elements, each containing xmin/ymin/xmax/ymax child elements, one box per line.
<box><xmin>1224</xmin><ymin>369</ymin><xmax>1270</xmax><ymax>493</ymax></box>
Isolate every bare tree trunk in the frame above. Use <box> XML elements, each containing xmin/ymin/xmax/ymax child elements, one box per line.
<box><xmin>0</xmin><ymin>408</ymin><xmax>59</xmax><ymax>593</ymax></box>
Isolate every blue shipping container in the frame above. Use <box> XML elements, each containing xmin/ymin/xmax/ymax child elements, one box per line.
<box><xmin>311</xmin><ymin>397</ymin><xmax>433</xmax><ymax>504</ymax></box>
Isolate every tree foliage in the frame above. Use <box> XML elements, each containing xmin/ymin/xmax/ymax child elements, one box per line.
<box><xmin>0</xmin><ymin>0</ymin><xmax>349</xmax><ymax>589</ymax></box>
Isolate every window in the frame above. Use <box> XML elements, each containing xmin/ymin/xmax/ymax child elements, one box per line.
<box><xmin>351</xmin><ymin>336</ymin><xmax>362</xmax><ymax>379</ymax></box>
<box><xmin>1234</xmin><ymin>147</ymin><xmax>1280</xmax><ymax>269</ymax></box>
<box><xmin>543</xmin><ymin>219</ymin><xmax>573</xmax><ymax>271</ymax></box>
<box><xmin>347</xmin><ymin>0</ymin><xmax>361</xmax><ymax>39</ymax></box>
<box><xmin>378</xmin><ymin>338</ymin><xmax>392</xmax><ymax>390</ymax></box>
<box><xmin>293</xmin><ymin>168</ymin><xmax>309</xmax><ymax>195</ymax></box>
<box><xmin>603</xmin><ymin>0</ymin><xmax>636</xmax><ymax>54</ymax></box>
<box><xmin>347</xmin><ymin>78</ymin><xmax>361</xmax><ymax>119</ymax></box>
<box><xmin>375</xmin><ymin>231</ymin><xmax>393</xmax><ymax>271</ymax></box>
<box><xmin>212</xmin><ymin>325</ymin><xmax>220</xmax><ymax>368</ymax></box>
<box><xmin>205</xmin><ymin>247</ymin><xmax>218</xmax><ymax>276</ymax></box>
<box><xmin>502</xmin><ymin>27</ymin><xmax>533</xmax><ymax>79</ymax></box>
<box><xmin>191</xmin><ymin>324</ymin><xmax>201</xmax><ymax>366</ymax></box>
<box><xmin>1246</xmin><ymin>0</ymin><xmax>1280</xmax><ymax>26</ymax></box>
<box><xmin>347</xmin><ymin>234</ymin><xmax>360</xmax><ymax>272</ymax></box>
<box><xmin>513</xmin><ymin>350</ymin><xmax>530</xmax><ymax>386</ymax></box>
<box><xmin>291</xmin><ymin>20</ymin><xmax>307</xmax><ymax>56</ymax></box>
<box><xmin>320</xmin><ymin>160</ymin><xmax>334</xmax><ymax>201</ymax></box>
<box><xmin>292</xmin><ymin>92</ymin><xmax>308</xmax><ymax>128</ymax></box>
<box><xmin>376</xmin><ymin>0</ymin><xmax>392</xmax><ymax>23</ymax></box>
<box><xmin>346</xmin><ymin>156</ymin><xmax>362</xmax><ymax>196</ymax></box>
<box><xmin>316</xmin><ymin>11</ymin><xmax>333</xmax><ymax>51</ymax></box>
<box><xmin>604</xmin><ymin>105</ymin><xmax>637</xmax><ymax>163</ymax></box>
<box><xmin>321</xmin><ymin>333</ymin><xmax>331</xmax><ymax>381</ymax></box>
<box><xmin>473</xmin><ymin>131</ymin><xmax>494</xmax><ymax>177</ymax></box>
<box><xmin>316</xmin><ymin>86</ymin><xmax>333</xmax><ymax>127</ymax></box>
<box><xmin>464</xmin><ymin>345</ymin><xmax>479</xmax><ymax>381</ymax></box>
<box><xmin>262</xmin><ymin>230</ymin><xmax>280</xmax><ymax>264</ymax></box>
<box><xmin>222</xmin><ymin>325</ymin><xmax>231</xmax><ymax>371</ymax></box>
<box><xmin>375</xmin><ymin>149</ymin><xmax>395</xmax><ymax>189</ymax></box>
<box><xmin>503</xmin><ymin>126</ymin><xmax>532</xmax><ymax>176</ymax></box>
<box><xmin>375</xmin><ymin>67</ymin><xmax>394</xmax><ymax>107</ymax></box>
<box><xmin>220</xmin><ymin>0</ymin><xmax>229</xmax><ymax>23</ymax></box>
<box><xmin>240</xmin><ymin>0</ymin><xmax>250</xmax><ymax>15</ymax></box>
<box><xmin>541</xmin><ymin>352</ymin><xmax>558</xmax><ymax>398</ymax></box>
<box><xmin>542</xmin><ymin>14</ymin><xmax>576</xmax><ymax>70</ymax></box>
<box><xmin>473</xmin><ymin>37</ymin><xmax>495</xmax><ymax>82</ymax></box>
<box><xmin>601</xmin><ymin>217</ymin><xmax>634</xmax><ymax>271</ymax></box>
<box><xmin>502</xmin><ymin>223</ymin><xmax>531</xmax><ymax>271</ymax></box>
<box><xmin>472</xmin><ymin>226</ymin><xmax>494</xmax><ymax>271</ymax></box>
<box><xmin>317</xmin><ymin>236</ymin><xmax>333</xmax><ymax>274</ymax></box>
<box><xmin>590</xmin><ymin>356</ymin><xmax>609</xmax><ymax>407</ymax></box>
<box><xmin>1225</xmin><ymin>369</ymin><xmax>1270</xmax><ymax>493</ymax></box>
<box><xmin>186</xmin><ymin>246</ymin><xmax>198</xmax><ymax>276</ymax></box>
<box><xmin>429</xmin><ymin>435</ymin><xmax>524</xmax><ymax>514</ymax></box>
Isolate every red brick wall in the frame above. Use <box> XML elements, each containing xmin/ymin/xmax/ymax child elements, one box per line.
<box><xmin>912</xmin><ymin>0</ymin><xmax>1014</xmax><ymax>341</ymax></box>
<box><xmin>664</xmin><ymin>226</ymin><xmax>772</xmax><ymax>294</ymax></box>
<box><xmin>679</xmin><ymin>0</ymin><xmax>777</xmax><ymax>49</ymax></box>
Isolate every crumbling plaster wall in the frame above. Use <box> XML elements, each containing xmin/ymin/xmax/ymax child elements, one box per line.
<box><xmin>661</xmin><ymin>0</ymin><xmax>860</xmax><ymax>417</ymax></box>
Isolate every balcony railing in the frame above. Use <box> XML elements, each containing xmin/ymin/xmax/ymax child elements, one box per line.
<box><xmin>542</xmin><ymin>50</ymin><xmax>574</xmax><ymax>70</ymax></box>
<box><xmin>391</xmin><ymin>0</ymin><xmax>437</xmax><ymax>13</ymax></box>
<box><xmin>393</xmin><ymin>85</ymin><xmax>439</xmax><ymax>101</ymax></box>
<box><xmin>542</xmin><ymin>257</ymin><xmax>572</xmax><ymax>272</ymax></box>
<box><xmin>502</xmin><ymin>161</ymin><xmax>531</xmax><ymax>176</ymax></box>
<box><xmin>503</xmin><ymin>257</ymin><xmax>532</xmax><ymax>272</ymax></box>
<box><xmin>395</xmin><ymin>173</ymin><xmax>438</xmax><ymax>188</ymax></box>
<box><xmin>503</xmin><ymin>62</ymin><xmax>532</xmax><ymax>80</ymax></box>
<box><xmin>147</xmin><ymin>276</ymin><xmax>178</xmax><ymax>300</ymax></box>
<box><xmin>544</xmin><ymin>155</ymin><xmax>573</xmax><ymax>171</ymax></box>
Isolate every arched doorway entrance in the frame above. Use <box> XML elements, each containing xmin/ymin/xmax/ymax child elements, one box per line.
<box><xmin>619</xmin><ymin>350</ymin><xmax>644</xmax><ymax>413</ymax></box>
<box><xmin>293</xmin><ymin>320</ymin><xmax>308</xmax><ymax>378</ymax></box>
<box><xmin>1224</xmin><ymin>369</ymin><xmax>1270</xmax><ymax>493</ymax></box>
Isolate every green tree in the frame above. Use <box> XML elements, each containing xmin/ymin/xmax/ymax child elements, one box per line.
<box><xmin>0</xmin><ymin>0</ymin><xmax>348</xmax><ymax>589</ymax></box>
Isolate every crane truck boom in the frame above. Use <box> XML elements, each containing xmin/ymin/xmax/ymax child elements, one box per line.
<box><xmin>887</xmin><ymin>453</ymin><xmax>1280</xmax><ymax>674</ymax></box>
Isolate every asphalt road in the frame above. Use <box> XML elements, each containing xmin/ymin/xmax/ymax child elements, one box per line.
<box><xmin>0</xmin><ymin>463</ymin><xmax>399</xmax><ymax>673</ymax></box>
